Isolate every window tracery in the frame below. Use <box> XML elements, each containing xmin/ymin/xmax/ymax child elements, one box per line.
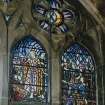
<box><xmin>61</xmin><ymin>43</ymin><xmax>96</xmax><ymax>105</ymax></box>
<box><xmin>32</xmin><ymin>0</ymin><xmax>75</xmax><ymax>34</ymax></box>
<box><xmin>1</xmin><ymin>0</ymin><xmax>101</xmax><ymax>105</ymax></box>
<box><xmin>9</xmin><ymin>35</ymin><xmax>48</xmax><ymax>103</ymax></box>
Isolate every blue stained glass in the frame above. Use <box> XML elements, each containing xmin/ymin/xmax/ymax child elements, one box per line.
<box><xmin>32</xmin><ymin>0</ymin><xmax>75</xmax><ymax>34</ymax></box>
<box><xmin>58</xmin><ymin>24</ymin><xmax>69</xmax><ymax>33</ymax></box>
<box><xmin>61</xmin><ymin>43</ymin><xmax>96</xmax><ymax>105</ymax></box>
<box><xmin>39</xmin><ymin>20</ymin><xmax>50</xmax><ymax>31</ymax></box>
<box><xmin>50</xmin><ymin>0</ymin><xmax>59</xmax><ymax>9</ymax></box>
<box><xmin>9</xmin><ymin>35</ymin><xmax>48</xmax><ymax>103</ymax></box>
<box><xmin>63</xmin><ymin>10</ymin><xmax>75</xmax><ymax>20</ymax></box>
<box><xmin>33</xmin><ymin>4</ymin><xmax>46</xmax><ymax>15</ymax></box>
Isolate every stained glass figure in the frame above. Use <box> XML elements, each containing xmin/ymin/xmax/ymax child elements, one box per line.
<box><xmin>61</xmin><ymin>43</ymin><xmax>96</xmax><ymax>105</ymax></box>
<box><xmin>32</xmin><ymin>0</ymin><xmax>75</xmax><ymax>33</ymax></box>
<box><xmin>9</xmin><ymin>35</ymin><xmax>48</xmax><ymax>103</ymax></box>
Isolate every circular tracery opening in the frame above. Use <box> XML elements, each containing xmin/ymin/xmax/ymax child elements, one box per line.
<box><xmin>46</xmin><ymin>9</ymin><xmax>63</xmax><ymax>26</ymax></box>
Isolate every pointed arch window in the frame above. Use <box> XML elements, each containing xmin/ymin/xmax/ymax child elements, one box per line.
<box><xmin>9</xmin><ymin>35</ymin><xmax>48</xmax><ymax>103</ymax></box>
<box><xmin>61</xmin><ymin>43</ymin><xmax>96</xmax><ymax>105</ymax></box>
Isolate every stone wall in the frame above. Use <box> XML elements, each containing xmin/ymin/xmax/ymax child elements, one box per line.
<box><xmin>0</xmin><ymin>0</ymin><xmax>104</xmax><ymax>105</ymax></box>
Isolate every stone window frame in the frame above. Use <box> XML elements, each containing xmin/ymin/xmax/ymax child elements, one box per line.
<box><xmin>0</xmin><ymin>0</ymin><xmax>104</xmax><ymax>105</ymax></box>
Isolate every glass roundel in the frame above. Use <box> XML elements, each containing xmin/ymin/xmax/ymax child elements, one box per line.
<box><xmin>9</xmin><ymin>35</ymin><xmax>48</xmax><ymax>103</ymax></box>
<box><xmin>32</xmin><ymin>0</ymin><xmax>75</xmax><ymax>33</ymax></box>
<box><xmin>46</xmin><ymin>9</ymin><xmax>63</xmax><ymax>26</ymax></box>
<box><xmin>61</xmin><ymin>43</ymin><xmax>96</xmax><ymax>105</ymax></box>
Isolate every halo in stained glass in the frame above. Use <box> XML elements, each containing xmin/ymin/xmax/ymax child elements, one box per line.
<box><xmin>9</xmin><ymin>35</ymin><xmax>48</xmax><ymax>103</ymax></box>
<box><xmin>61</xmin><ymin>43</ymin><xmax>96</xmax><ymax>105</ymax></box>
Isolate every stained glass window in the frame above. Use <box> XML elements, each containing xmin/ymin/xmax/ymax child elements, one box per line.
<box><xmin>9</xmin><ymin>35</ymin><xmax>48</xmax><ymax>103</ymax></box>
<box><xmin>32</xmin><ymin>0</ymin><xmax>75</xmax><ymax>33</ymax></box>
<box><xmin>61</xmin><ymin>43</ymin><xmax>96</xmax><ymax>105</ymax></box>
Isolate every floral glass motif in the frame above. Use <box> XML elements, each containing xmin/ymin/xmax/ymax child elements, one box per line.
<box><xmin>61</xmin><ymin>43</ymin><xmax>96</xmax><ymax>105</ymax></box>
<box><xmin>32</xmin><ymin>0</ymin><xmax>75</xmax><ymax>33</ymax></box>
<box><xmin>9</xmin><ymin>36</ymin><xmax>48</xmax><ymax>103</ymax></box>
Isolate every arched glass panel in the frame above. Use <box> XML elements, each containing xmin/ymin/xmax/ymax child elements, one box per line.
<box><xmin>61</xmin><ymin>43</ymin><xmax>96</xmax><ymax>105</ymax></box>
<box><xmin>9</xmin><ymin>35</ymin><xmax>48</xmax><ymax>103</ymax></box>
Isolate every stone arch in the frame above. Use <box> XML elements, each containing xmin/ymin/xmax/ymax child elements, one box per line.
<box><xmin>60</xmin><ymin>42</ymin><xmax>97</xmax><ymax>105</ymax></box>
<box><xmin>9</xmin><ymin>35</ymin><xmax>49</xmax><ymax>104</ymax></box>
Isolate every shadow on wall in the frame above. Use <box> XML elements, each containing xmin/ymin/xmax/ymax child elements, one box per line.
<box><xmin>91</xmin><ymin>0</ymin><xmax>105</xmax><ymax>16</ymax></box>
